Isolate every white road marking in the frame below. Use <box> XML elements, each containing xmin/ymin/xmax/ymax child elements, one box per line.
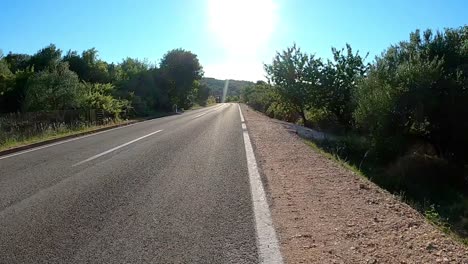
<box><xmin>193</xmin><ymin>104</ymin><xmax>226</xmax><ymax>119</ymax></box>
<box><xmin>194</xmin><ymin>113</ymin><xmax>208</xmax><ymax>118</ymax></box>
<box><xmin>0</xmin><ymin>125</ymin><xmax>132</xmax><ymax>161</ymax></box>
<box><xmin>0</xmin><ymin>105</ymin><xmax>221</xmax><ymax>161</ymax></box>
<box><xmin>238</xmin><ymin>104</ymin><xmax>284</xmax><ymax>264</ymax></box>
<box><xmin>72</xmin><ymin>129</ymin><xmax>163</xmax><ymax>167</ymax></box>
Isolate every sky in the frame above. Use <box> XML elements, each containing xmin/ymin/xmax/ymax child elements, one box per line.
<box><xmin>1</xmin><ymin>0</ymin><xmax>467</xmax><ymax>81</ymax></box>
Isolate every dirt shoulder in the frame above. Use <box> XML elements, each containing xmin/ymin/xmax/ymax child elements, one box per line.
<box><xmin>241</xmin><ymin>105</ymin><xmax>468</xmax><ymax>264</ymax></box>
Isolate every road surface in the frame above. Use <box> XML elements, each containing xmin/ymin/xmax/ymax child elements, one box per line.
<box><xmin>0</xmin><ymin>104</ymin><xmax>260</xmax><ymax>263</ymax></box>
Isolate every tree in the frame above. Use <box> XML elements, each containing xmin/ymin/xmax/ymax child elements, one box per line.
<box><xmin>23</xmin><ymin>62</ymin><xmax>84</xmax><ymax>111</ymax></box>
<box><xmin>82</xmin><ymin>82</ymin><xmax>130</xmax><ymax>117</ymax></box>
<box><xmin>264</xmin><ymin>44</ymin><xmax>323</xmax><ymax>125</ymax></box>
<box><xmin>354</xmin><ymin>26</ymin><xmax>468</xmax><ymax>164</ymax></box>
<box><xmin>4</xmin><ymin>52</ymin><xmax>31</xmax><ymax>73</ymax></box>
<box><xmin>64</xmin><ymin>48</ymin><xmax>110</xmax><ymax>83</ymax></box>
<box><xmin>0</xmin><ymin>53</ymin><xmax>34</xmax><ymax>113</ymax></box>
<box><xmin>193</xmin><ymin>80</ymin><xmax>210</xmax><ymax>106</ymax></box>
<box><xmin>119</xmin><ymin>58</ymin><xmax>149</xmax><ymax>80</ymax></box>
<box><xmin>159</xmin><ymin>49</ymin><xmax>203</xmax><ymax>109</ymax></box>
<box><xmin>321</xmin><ymin>44</ymin><xmax>368</xmax><ymax>130</ymax></box>
<box><xmin>0</xmin><ymin>53</ymin><xmax>13</xmax><ymax>96</ymax></box>
<box><xmin>28</xmin><ymin>44</ymin><xmax>62</xmax><ymax>72</ymax></box>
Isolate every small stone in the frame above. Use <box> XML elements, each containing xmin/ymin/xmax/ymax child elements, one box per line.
<box><xmin>426</xmin><ymin>241</ymin><xmax>437</xmax><ymax>251</ymax></box>
<box><xmin>360</xmin><ymin>183</ymin><xmax>370</xmax><ymax>190</ymax></box>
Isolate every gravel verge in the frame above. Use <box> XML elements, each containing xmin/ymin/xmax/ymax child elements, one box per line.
<box><xmin>241</xmin><ymin>105</ymin><xmax>468</xmax><ymax>264</ymax></box>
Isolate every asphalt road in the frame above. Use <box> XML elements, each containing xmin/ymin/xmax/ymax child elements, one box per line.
<box><xmin>0</xmin><ymin>103</ymin><xmax>258</xmax><ymax>263</ymax></box>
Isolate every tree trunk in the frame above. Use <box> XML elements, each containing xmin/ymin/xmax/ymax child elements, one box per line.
<box><xmin>299</xmin><ymin>109</ymin><xmax>308</xmax><ymax>127</ymax></box>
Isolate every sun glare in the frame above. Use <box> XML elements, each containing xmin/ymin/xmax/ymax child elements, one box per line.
<box><xmin>207</xmin><ymin>0</ymin><xmax>277</xmax><ymax>55</ymax></box>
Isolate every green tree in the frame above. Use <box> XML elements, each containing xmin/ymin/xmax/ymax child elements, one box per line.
<box><xmin>265</xmin><ymin>44</ymin><xmax>323</xmax><ymax>124</ymax></box>
<box><xmin>193</xmin><ymin>80</ymin><xmax>210</xmax><ymax>106</ymax></box>
<box><xmin>0</xmin><ymin>53</ymin><xmax>34</xmax><ymax>112</ymax></box>
<box><xmin>119</xmin><ymin>58</ymin><xmax>149</xmax><ymax>80</ymax></box>
<box><xmin>64</xmin><ymin>48</ymin><xmax>110</xmax><ymax>83</ymax></box>
<box><xmin>24</xmin><ymin>62</ymin><xmax>84</xmax><ymax>111</ymax></box>
<box><xmin>82</xmin><ymin>82</ymin><xmax>130</xmax><ymax>117</ymax></box>
<box><xmin>0</xmin><ymin>52</ymin><xmax>13</xmax><ymax>96</ymax></box>
<box><xmin>321</xmin><ymin>44</ymin><xmax>368</xmax><ymax>130</ymax></box>
<box><xmin>264</xmin><ymin>44</ymin><xmax>323</xmax><ymax>125</ymax></box>
<box><xmin>28</xmin><ymin>44</ymin><xmax>62</xmax><ymax>72</ymax></box>
<box><xmin>160</xmin><ymin>49</ymin><xmax>203</xmax><ymax>109</ymax></box>
<box><xmin>354</xmin><ymin>26</ymin><xmax>468</xmax><ymax>164</ymax></box>
<box><xmin>4</xmin><ymin>52</ymin><xmax>31</xmax><ymax>73</ymax></box>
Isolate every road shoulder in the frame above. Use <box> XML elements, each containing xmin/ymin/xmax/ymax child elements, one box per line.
<box><xmin>241</xmin><ymin>104</ymin><xmax>468</xmax><ymax>263</ymax></box>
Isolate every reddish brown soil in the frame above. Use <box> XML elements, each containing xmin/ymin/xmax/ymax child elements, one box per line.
<box><xmin>241</xmin><ymin>105</ymin><xmax>468</xmax><ymax>264</ymax></box>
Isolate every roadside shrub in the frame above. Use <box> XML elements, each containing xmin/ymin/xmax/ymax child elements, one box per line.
<box><xmin>206</xmin><ymin>95</ymin><xmax>217</xmax><ymax>105</ymax></box>
<box><xmin>354</xmin><ymin>27</ymin><xmax>468</xmax><ymax>167</ymax></box>
<box><xmin>266</xmin><ymin>101</ymin><xmax>298</xmax><ymax>122</ymax></box>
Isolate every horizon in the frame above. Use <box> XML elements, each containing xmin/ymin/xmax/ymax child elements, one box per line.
<box><xmin>1</xmin><ymin>0</ymin><xmax>467</xmax><ymax>81</ymax></box>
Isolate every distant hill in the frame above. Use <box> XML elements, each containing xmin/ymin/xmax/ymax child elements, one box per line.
<box><xmin>201</xmin><ymin>77</ymin><xmax>254</xmax><ymax>97</ymax></box>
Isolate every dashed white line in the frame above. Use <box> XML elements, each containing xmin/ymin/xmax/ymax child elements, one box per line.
<box><xmin>194</xmin><ymin>112</ymin><xmax>208</xmax><ymax>118</ymax></box>
<box><xmin>238</xmin><ymin>104</ymin><xmax>284</xmax><ymax>264</ymax></box>
<box><xmin>193</xmin><ymin>104</ymin><xmax>226</xmax><ymax>119</ymax></box>
<box><xmin>72</xmin><ymin>129</ymin><xmax>163</xmax><ymax>167</ymax></box>
<box><xmin>0</xmin><ymin>105</ymin><xmax>221</xmax><ymax>161</ymax></box>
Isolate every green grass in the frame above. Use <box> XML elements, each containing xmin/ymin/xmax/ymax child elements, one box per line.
<box><xmin>0</xmin><ymin>121</ymin><xmax>130</xmax><ymax>152</ymax></box>
<box><xmin>303</xmin><ymin>139</ymin><xmax>366</xmax><ymax>179</ymax></box>
<box><xmin>189</xmin><ymin>102</ymin><xmax>218</xmax><ymax>111</ymax></box>
<box><xmin>188</xmin><ymin>104</ymin><xmax>205</xmax><ymax>110</ymax></box>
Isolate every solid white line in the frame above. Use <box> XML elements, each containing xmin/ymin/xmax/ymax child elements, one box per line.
<box><xmin>72</xmin><ymin>129</ymin><xmax>163</xmax><ymax>166</ymax></box>
<box><xmin>238</xmin><ymin>104</ymin><xmax>284</xmax><ymax>264</ymax></box>
<box><xmin>239</xmin><ymin>107</ymin><xmax>245</xmax><ymax>122</ymax></box>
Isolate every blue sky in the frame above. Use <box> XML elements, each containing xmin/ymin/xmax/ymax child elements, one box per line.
<box><xmin>1</xmin><ymin>0</ymin><xmax>466</xmax><ymax>81</ymax></box>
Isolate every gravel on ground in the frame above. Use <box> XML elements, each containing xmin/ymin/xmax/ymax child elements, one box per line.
<box><xmin>241</xmin><ymin>105</ymin><xmax>468</xmax><ymax>264</ymax></box>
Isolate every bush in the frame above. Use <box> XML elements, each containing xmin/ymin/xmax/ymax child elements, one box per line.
<box><xmin>24</xmin><ymin>62</ymin><xmax>84</xmax><ymax>111</ymax></box>
<box><xmin>354</xmin><ymin>27</ymin><xmax>468</xmax><ymax>166</ymax></box>
<box><xmin>206</xmin><ymin>95</ymin><xmax>217</xmax><ymax>105</ymax></box>
<box><xmin>82</xmin><ymin>83</ymin><xmax>130</xmax><ymax>118</ymax></box>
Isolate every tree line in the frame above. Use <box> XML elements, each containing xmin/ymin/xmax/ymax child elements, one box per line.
<box><xmin>0</xmin><ymin>45</ymin><xmax>209</xmax><ymax>117</ymax></box>
<box><xmin>242</xmin><ymin>26</ymin><xmax>468</xmax><ymax>232</ymax></box>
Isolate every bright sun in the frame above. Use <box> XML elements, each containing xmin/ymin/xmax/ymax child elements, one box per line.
<box><xmin>207</xmin><ymin>0</ymin><xmax>277</xmax><ymax>56</ymax></box>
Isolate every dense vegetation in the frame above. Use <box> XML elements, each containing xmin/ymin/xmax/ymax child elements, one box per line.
<box><xmin>0</xmin><ymin>45</ymin><xmax>208</xmax><ymax>117</ymax></box>
<box><xmin>201</xmin><ymin>77</ymin><xmax>253</xmax><ymax>101</ymax></box>
<box><xmin>242</xmin><ymin>26</ymin><xmax>468</xmax><ymax>238</ymax></box>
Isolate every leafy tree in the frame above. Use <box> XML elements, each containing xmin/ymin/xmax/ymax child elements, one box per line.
<box><xmin>321</xmin><ymin>44</ymin><xmax>368</xmax><ymax>130</ymax></box>
<box><xmin>1</xmin><ymin>44</ymin><xmax>208</xmax><ymax>117</ymax></box>
<box><xmin>23</xmin><ymin>62</ymin><xmax>84</xmax><ymax>111</ymax></box>
<box><xmin>82</xmin><ymin>82</ymin><xmax>130</xmax><ymax>117</ymax></box>
<box><xmin>241</xmin><ymin>81</ymin><xmax>274</xmax><ymax>112</ymax></box>
<box><xmin>354</xmin><ymin>26</ymin><xmax>468</xmax><ymax>164</ymax></box>
<box><xmin>193</xmin><ymin>80</ymin><xmax>210</xmax><ymax>106</ymax></box>
<box><xmin>28</xmin><ymin>44</ymin><xmax>62</xmax><ymax>72</ymax></box>
<box><xmin>4</xmin><ymin>52</ymin><xmax>31</xmax><ymax>73</ymax></box>
<box><xmin>264</xmin><ymin>44</ymin><xmax>323</xmax><ymax>125</ymax></box>
<box><xmin>64</xmin><ymin>48</ymin><xmax>110</xmax><ymax>83</ymax></box>
<box><xmin>0</xmin><ymin>63</ymin><xmax>34</xmax><ymax>113</ymax></box>
<box><xmin>119</xmin><ymin>58</ymin><xmax>149</xmax><ymax>80</ymax></box>
<box><xmin>160</xmin><ymin>49</ymin><xmax>203</xmax><ymax>109</ymax></box>
<box><xmin>0</xmin><ymin>53</ymin><xmax>13</xmax><ymax>95</ymax></box>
